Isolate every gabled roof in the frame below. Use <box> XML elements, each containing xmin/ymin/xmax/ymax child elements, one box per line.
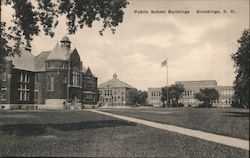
<box><xmin>86</xmin><ymin>67</ymin><xmax>92</xmax><ymax>74</ymax></box>
<box><xmin>46</xmin><ymin>42</ymin><xmax>69</xmax><ymax>61</ymax></box>
<box><xmin>34</xmin><ymin>51</ymin><xmax>50</xmax><ymax>71</ymax></box>
<box><xmin>6</xmin><ymin>36</ymin><xmax>94</xmax><ymax>74</ymax></box>
<box><xmin>6</xmin><ymin>48</ymin><xmax>35</xmax><ymax>71</ymax></box>
<box><xmin>98</xmin><ymin>74</ymin><xmax>135</xmax><ymax>89</ymax></box>
<box><xmin>82</xmin><ymin>65</ymin><xmax>87</xmax><ymax>73</ymax></box>
<box><xmin>82</xmin><ymin>66</ymin><xmax>97</xmax><ymax>78</ymax></box>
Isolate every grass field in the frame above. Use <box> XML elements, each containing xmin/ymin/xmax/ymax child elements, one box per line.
<box><xmin>0</xmin><ymin>110</ymin><xmax>249</xmax><ymax>157</ymax></box>
<box><xmin>101</xmin><ymin>107</ymin><xmax>250</xmax><ymax>140</ymax></box>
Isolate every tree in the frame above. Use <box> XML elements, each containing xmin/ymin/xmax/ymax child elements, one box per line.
<box><xmin>194</xmin><ymin>88</ymin><xmax>219</xmax><ymax>108</ymax></box>
<box><xmin>231</xmin><ymin>29</ymin><xmax>250</xmax><ymax>108</ymax></box>
<box><xmin>128</xmin><ymin>89</ymin><xmax>147</xmax><ymax>106</ymax></box>
<box><xmin>0</xmin><ymin>0</ymin><xmax>129</xmax><ymax>72</ymax></box>
<box><xmin>161</xmin><ymin>84</ymin><xmax>185</xmax><ymax>107</ymax></box>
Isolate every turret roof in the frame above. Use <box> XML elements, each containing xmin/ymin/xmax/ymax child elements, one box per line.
<box><xmin>61</xmin><ymin>35</ymin><xmax>71</xmax><ymax>43</ymax></box>
<box><xmin>46</xmin><ymin>42</ymin><xmax>69</xmax><ymax>61</ymax></box>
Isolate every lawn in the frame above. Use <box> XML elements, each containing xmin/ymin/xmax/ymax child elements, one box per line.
<box><xmin>0</xmin><ymin>110</ymin><xmax>248</xmax><ymax>157</ymax></box>
<box><xmin>100</xmin><ymin>107</ymin><xmax>250</xmax><ymax>140</ymax></box>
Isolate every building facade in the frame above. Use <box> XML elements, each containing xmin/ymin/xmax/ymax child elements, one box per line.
<box><xmin>0</xmin><ymin>36</ymin><xmax>98</xmax><ymax>110</ymax></box>
<box><xmin>147</xmin><ymin>80</ymin><xmax>234</xmax><ymax>108</ymax></box>
<box><xmin>98</xmin><ymin>73</ymin><xmax>136</xmax><ymax>106</ymax></box>
<box><xmin>148</xmin><ymin>88</ymin><xmax>163</xmax><ymax>107</ymax></box>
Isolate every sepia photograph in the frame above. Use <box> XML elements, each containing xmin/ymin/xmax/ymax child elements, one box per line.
<box><xmin>0</xmin><ymin>0</ymin><xmax>249</xmax><ymax>157</ymax></box>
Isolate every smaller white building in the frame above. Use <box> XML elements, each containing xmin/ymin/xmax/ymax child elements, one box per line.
<box><xmin>98</xmin><ymin>73</ymin><xmax>136</xmax><ymax>106</ymax></box>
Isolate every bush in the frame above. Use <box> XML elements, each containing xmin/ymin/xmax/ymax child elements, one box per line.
<box><xmin>198</xmin><ymin>103</ymin><xmax>212</xmax><ymax>108</ymax></box>
<box><xmin>231</xmin><ymin>102</ymin><xmax>248</xmax><ymax>108</ymax></box>
<box><xmin>170</xmin><ymin>103</ymin><xmax>184</xmax><ymax>107</ymax></box>
<box><xmin>178</xmin><ymin>103</ymin><xmax>184</xmax><ymax>107</ymax></box>
<box><xmin>144</xmin><ymin>104</ymin><xmax>154</xmax><ymax>107</ymax></box>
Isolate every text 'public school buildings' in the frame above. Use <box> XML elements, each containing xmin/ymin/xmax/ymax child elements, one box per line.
<box><xmin>0</xmin><ymin>36</ymin><xmax>98</xmax><ymax>110</ymax></box>
<box><xmin>98</xmin><ymin>73</ymin><xmax>137</xmax><ymax>106</ymax></box>
<box><xmin>148</xmin><ymin>80</ymin><xmax>234</xmax><ymax>107</ymax></box>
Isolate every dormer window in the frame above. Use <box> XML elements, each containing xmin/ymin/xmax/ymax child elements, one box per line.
<box><xmin>47</xmin><ymin>62</ymin><xmax>51</xmax><ymax>68</ymax></box>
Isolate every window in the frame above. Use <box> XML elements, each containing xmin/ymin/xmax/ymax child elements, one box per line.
<box><xmin>72</xmin><ymin>70</ymin><xmax>79</xmax><ymax>86</ymax></box>
<box><xmin>63</xmin><ymin>63</ymin><xmax>68</xmax><ymax>69</ymax></box>
<box><xmin>20</xmin><ymin>73</ymin><xmax>23</xmax><ymax>82</ymax></box>
<box><xmin>24</xmin><ymin>73</ymin><xmax>27</xmax><ymax>82</ymax></box>
<box><xmin>86</xmin><ymin>94</ymin><xmax>92</xmax><ymax>99</ymax></box>
<box><xmin>86</xmin><ymin>78</ymin><xmax>93</xmax><ymax>84</ymax></box>
<box><xmin>47</xmin><ymin>62</ymin><xmax>51</xmax><ymax>68</ymax></box>
<box><xmin>1</xmin><ymin>72</ymin><xmax>7</xmax><ymax>81</ymax></box>
<box><xmin>18</xmin><ymin>72</ymin><xmax>30</xmax><ymax>101</ymax></box>
<box><xmin>19</xmin><ymin>88</ymin><xmax>29</xmax><ymax>101</ymax></box>
<box><xmin>35</xmin><ymin>91</ymin><xmax>38</xmax><ymax>100</ymax></box>
<box><xmin>0</xmin><ymin>88</ymin><xmax>6</xmax><ymax>100</ymax></box>
<box><xmin>63</xmin><ymin>77</ymin><xmax>67</xmax><ymax>83</ymax></box>
<box><xmin>35</xmin><ymin>74</ymin><xmax>39</xmax><ymax>82</ymax></box>
<box><xmin>47</xmin><ymin>76</ymin><xmax>54</xmax><ymax>91</ymax></box>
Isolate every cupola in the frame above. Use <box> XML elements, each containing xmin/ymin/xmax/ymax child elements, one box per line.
<box><xmin>60</xmin><ymin>35</ymin><xmax>71</xmax><ymax>50</ymax></box>
<box><xmin>113</xmin><ymin>73</ymin><xmax>117</xmax><ymax>79</ymax></box>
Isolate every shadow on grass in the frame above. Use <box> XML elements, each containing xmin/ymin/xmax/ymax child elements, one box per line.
<box><xmin>223</xmin><ymin>111</ymin><xmax>250</xmax><ymax>118</ymax></box>
<box><xmin>0</xmin><ymin>120</ymin><xmax>137</xmax><ymax>136</ymax></box>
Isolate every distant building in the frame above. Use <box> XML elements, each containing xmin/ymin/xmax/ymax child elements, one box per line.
<box><xmin>147</xmin><ymin>80</ymin><xmax>234</xmax><ymax>107</ymax></box>
<box><xmin>0</xmin><ymin>36</ymin><xmax>98</xmax><ymax>110</ymax></box>
<box><xmin>98</xmin><ymin>73</ymin><xmax>136</xmax><ymax>106</ymax></box>
<box><xmin>215</xmin><ymin>86</ymin><xmax>234</xmax><ymax>107</ymax></box>
<box><xmin>148</xmin><ymin>88</ymin><xmax>163</xmax><ymax>107</ymax></box>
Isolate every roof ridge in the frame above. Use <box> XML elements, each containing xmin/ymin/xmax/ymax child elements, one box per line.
<box><xmin>98</xmin><ymin>78</ymin><xmax>135</xmax><ymax>89</ymax></box>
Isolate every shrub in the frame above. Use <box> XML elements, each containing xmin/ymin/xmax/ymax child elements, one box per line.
<box><xmin>178</xmin><ymin>103</ymin><xmax>184</xmax><ymax>107</ymax></box>
<box><xmin>198</xmin><ymin>103</ymin><xmax>212</xmax><ymax>108</ymax></box>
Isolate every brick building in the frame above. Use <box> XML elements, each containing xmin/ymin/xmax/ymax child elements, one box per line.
<box><xmin>147</xmin><ymin>80</ymin><xmax>234</xmax><ymax>108</ymax></box>
<box><xmin>98</xmin><ymin>73</ymin><xmax>136</xmax><ymax>106</ymax></box>
<box><xmin>0</xmin><ymin>36</ymin><xmax>98</xmax><ymax>110</ymax></box>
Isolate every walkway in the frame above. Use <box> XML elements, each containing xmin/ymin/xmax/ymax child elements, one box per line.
<box><xmin>89</xmin><ymin>109</ymin><xmax>249</xmax><ymax>151</ymax></box>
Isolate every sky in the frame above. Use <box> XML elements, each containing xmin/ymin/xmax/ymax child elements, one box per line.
<box><xmin>2</xmin><ymin>0</ymin><xmax>249</xmax><ymax>91</ymax></box>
